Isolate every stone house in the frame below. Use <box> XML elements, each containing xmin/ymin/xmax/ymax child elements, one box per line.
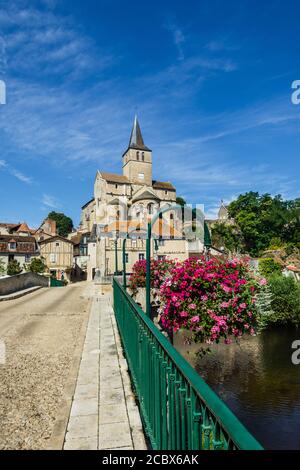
<box><xmin>0</xmin><ymin>222</ymin><xmax>38</xmax><ymax>271</ymax></box>
<box><xmin>39</xmin><ymin>235</ymin><xmax>74</xmax><ymax>281</ymax></box>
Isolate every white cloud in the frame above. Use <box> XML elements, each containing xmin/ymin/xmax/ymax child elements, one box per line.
<box><xmin>10</xmin><ymin>169</ymin><xmax>32</xmax><ymax>184</ymax></box>
<box><xmin>42</xmin><ymin>193</ymin><xmax>59</xmax><ymax>209</ymax></box>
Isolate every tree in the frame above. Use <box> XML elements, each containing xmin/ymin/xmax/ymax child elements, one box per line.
<box><xmin>0</xmin><ymin>258</ymin><xmax>5</xmax><ymax>275</ymax></box>
<box><xmin>7</xmin><ymin>259</ymin><xmax>22</xmax><ymax>276</ymax></box>
<box><xmin>211</xmin><ymin>222</ymin><xmax>242</xmax><ymax>254</ymax></box>
<box><xmin>47</xmin><ymin>211</ymin><xmax>73</xmax><ymax>237</ymax></box>
<box><xmin>227</xmin><ymin>192</ymin><xmax>299</xmax><ymax>256</ymax></box>
<box><xmin>267</xmin><ymin>275</ymin><xmax>300</xmax><ymax>326</ymax></box>
<box><xmin>27</xmin><ymin>257</ymin><xmax>47</xmax><ymax>274</ymax></box>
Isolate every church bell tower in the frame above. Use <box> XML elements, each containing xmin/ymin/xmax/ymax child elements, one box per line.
<box><xmin>122</xmin><ymin>116</ymin><xmax>152</xmax><ymax>186</ymax></box>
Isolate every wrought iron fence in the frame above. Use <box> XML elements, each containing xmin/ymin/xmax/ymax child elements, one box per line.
<box><xmin>113</xmin><ymin>277</ymin><xmax>263</xmax><ymax>451</ymax></box>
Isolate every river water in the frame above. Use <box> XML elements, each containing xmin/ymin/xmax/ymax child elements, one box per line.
<box><xmin>174</xmin><ymin>327</ymin><xmax>300</xmax><ymax>449</ymax></box>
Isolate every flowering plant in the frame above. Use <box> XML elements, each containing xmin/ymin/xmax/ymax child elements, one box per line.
<box><xmin>159</xmin><ymin>257</ymin><xmax>265</xmax><ymax>345</ymax></box>
<box><xmin>129</xmin><ymin>258</ymin><xmax>176</xmax><ymax>295</ymax></box>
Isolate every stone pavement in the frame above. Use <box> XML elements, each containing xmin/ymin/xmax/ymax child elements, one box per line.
<box><xmin>63</xmin><ymin>288</ymin><xmax>147</xmax><ymax>450</ymax></box>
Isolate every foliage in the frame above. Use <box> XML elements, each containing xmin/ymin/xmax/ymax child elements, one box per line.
<box><xmin>0</xmin><ymin>257</ymin><xmax>5</xmax><ymax>275</ymax></box>
<box><xmin>227</xmin><ymin>192</ymin><xmax>300</xmax><ymax>256</ymax></box>
<box><xmin>129</xmin><ymin>258</ymin><xmax>176</xmax><ymax>295</ymax></box>
<box><xmin>211</xmin><ymin>222</ymin><xmax>242</xmax><ymax>254</ymax></box>
<box><xmin>159</xmin><ymin>257</ymin><xmax>265</xmax><ymax>345</ymax></box>
<box><xmin>7</xmin><ymin>259</ymin><xmax>22</xmax><ymax>276</ymax></box>
<box><xmin>26</xmin><ymin>257</ymin><xmax>47</xmax><ymax>274</ymax></box>
<box><xmin>255</xmin><ymin>284</ymin><xmax>274</xmax><ymax>330</ymax></box>
<box><xmin>266</xmin><ymin>275</ymin><xmax>300</xmax><ymax>326</ymax></box>
<box><xmin>47</xmin><ymin>211</ymin><xmax>73</xmax><ymax>237</ymax></box>
<box><xmin>258</xmin><ymin>258</ymin><xmax>282</xmax><ymax>279</ymax></box>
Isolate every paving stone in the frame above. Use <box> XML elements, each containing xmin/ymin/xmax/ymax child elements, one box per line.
<box><xmin>71</xmin><ymin>398</ymin><xmax>98</xmax><ymax>417</ymax></box>
<box><xmin>99</xmin><ymin>403</ymin><xmax>128</xmax><ymax>424</ymax></box>
<box><xmin>99</xmin><ymin>387</ymin><xmax>125</xmax><ymax>405</ymax></box>
<box><xmin>66</xmin><ymin>414</ymin><xmax>98</xmax><ymax>439</ymax></box>
<box><xmin>64</xmin><ymin>437</ymin><xmax>98</xmax><ymax>450</ymax></box>
<box><xmin>73</xmin><ymin>383</ymin><xmax>98</xmax><ymax>400</ymax></box>
<box><xmin>98</xmin><ymin>421</ymin><xmax>132</xmax><ymax>449</ymax></box>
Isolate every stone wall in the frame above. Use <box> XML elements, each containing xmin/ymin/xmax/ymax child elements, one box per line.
<box><xmin>0</xmin><ymin>272</ymin><xmax>49</xmax><ymax>296</ymax></box>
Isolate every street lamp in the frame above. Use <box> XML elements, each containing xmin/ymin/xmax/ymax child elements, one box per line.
<box><xmin>113</xmin><ymin>230</ymin><xmax>119</xmax><ymax>276</ymax></box>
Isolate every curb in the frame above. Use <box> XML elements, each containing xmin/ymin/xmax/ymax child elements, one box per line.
<box><xmin>0</xmin><ymin>286</ymin><xmax>43</xmax><ymax>301</ymax></box>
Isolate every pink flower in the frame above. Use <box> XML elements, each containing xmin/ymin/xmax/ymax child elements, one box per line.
<box><xmin>189</xmin><ymin>303</ymin><xmax>197</xmax><ymax>310</ymax></box>
<box><xmin>201</xmin><ymin>295</ymin><xmax>208</xmax><ymax>302</ymax></box>
<box><xmin>179</xmin><ymin>311</ymin><xmax>188</xmax><ymax>318</ymax></box>
<box><xmin>191</xmin><ymin>315</ymin><xmax>199</xmax><ymax>323</ymax></box>
<box><xmin>259</xmin><ymin>278</ymin><xmax>267</xmax><ymax>286</ymax></box>
<box><xmin>239</xmin><ymin>303</ymin><xmax>247</xmax><ymax>310</ymax></box>
<box><xmin>220</xmin><ymin>301</ymin><xmax>230</xmax><ymax>308</ymax></box>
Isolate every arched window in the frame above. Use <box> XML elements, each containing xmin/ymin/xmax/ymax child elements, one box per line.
<box><xmin>137</xmin><ymin>151</ymin><xmax>139</xmax><ymax>160</ymax></box>
<box><xmin>142</xmin><ymin>152</ymin><xmax>145</xmax><ymax>161</ymax></box>
<box><xmin>170</xmin><ymin>213</ymin><xmax>174</xmax><ymax>220</ymax></box>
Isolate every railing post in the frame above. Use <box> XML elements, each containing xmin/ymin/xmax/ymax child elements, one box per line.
<box><xmin>146</xmin><ymin>221</ymin><xmax>151</xmax><ymax>317</ymax></box>
<box><xmin>122</xmin><ymin>238</ymin><xmax>127</xmax><ymax>289</ymax></box>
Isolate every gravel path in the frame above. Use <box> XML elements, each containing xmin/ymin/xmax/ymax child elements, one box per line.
<box><xmin>0</xmin><ymin>282</ymin><xmax>92</xmax><ymax>450</ymax></box>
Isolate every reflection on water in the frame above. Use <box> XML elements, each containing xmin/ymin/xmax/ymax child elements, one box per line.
<box><xmin>174</xmin><ymin>327</ymin><xmax>300</xmax><ymax>449</ymax></box>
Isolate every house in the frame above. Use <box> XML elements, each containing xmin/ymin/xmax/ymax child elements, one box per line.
<box><xmin>34</xmin><ymin>218</ymin><xmax>57</xmax><ymax>242</ymax></box>
<box><xmin>70</xmin><ymin>231</ymin><xmax>91</xmax><ymax>280</ymax></box>
<box><xmin>0</xmin><ymin>222</ymin><xmax>38</xmax><ymax>271</ymax></box>
<box><xmin>39</xmin><ymin>235</ymin><xmax>74</xmax><ymax>282</ymax></box>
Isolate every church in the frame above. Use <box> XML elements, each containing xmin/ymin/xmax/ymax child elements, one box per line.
<box><xmin>77</xmin><ymin>116</ymin><xmax>205</xmax><ymax>280</ymax></box>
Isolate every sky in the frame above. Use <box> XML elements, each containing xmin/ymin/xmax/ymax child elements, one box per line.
<box><xmin>0</xmin><ymin>0</ymin><xmax>299</xmax><ymax>228</ymax></box>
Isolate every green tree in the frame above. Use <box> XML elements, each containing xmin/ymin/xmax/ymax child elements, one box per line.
<box><xmin>227</xmin><ymin>192</ymin><xmax>299</xmax><ymax>256</ymax></box>
<box><xmin>258</xmin><ymin>258</ymin><xmax>282</xmax><ymax>279</ymax></box>
<box><xmin>7</xmin><ymin>259</ymin><xmax>22</xmax><ymax>276</ymax></box>
<box><xmin>47</xmin><ymin>211</ymin><xmax>73</xmax><ymax>237</ymax></box>
<box><xmin>267</xmin><ymin>275</ymin><xmax>300</xmax><ymax>326</ymax></box>
<box><xmin>211</xmin><ymin>222</ymin><xmax>242</xmax><ymax>253</ymax></box>
<box><xmin>0</xmin><ymin>258</ymin><xmax>5</xmax><ymax>275</ymax></box>
<box><xmin>27</xmin><ymin>257</ymin><xmax>47</xmax><ymax>274</ymax></box>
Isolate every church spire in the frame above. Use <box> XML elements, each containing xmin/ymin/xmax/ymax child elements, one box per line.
<box><xmin>128</xmin><ymin>115</ymin><xmax>150</xmax><ymax>150</ymax></box>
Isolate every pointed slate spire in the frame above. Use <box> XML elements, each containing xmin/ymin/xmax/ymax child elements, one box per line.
<box><xmin>128</xmin><ymin>115</ymin><xmax>150</xmax><ymax>150</ymax></box>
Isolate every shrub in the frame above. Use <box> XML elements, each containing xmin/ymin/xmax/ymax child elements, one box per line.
<box><xmin>258</xmin><ymin>258</ymin><xmax>282</xmax><ymax>278</ymax></box>
<box><xmin>0</xmin><ymin>257</ymin><xmax>5</xmax><ymax>275</ymax></box>
<box><xmin>27</xmin><ymin>257</ymin><xmax>47</xmax><ymax>274</ymax></box>
<box><xmin>267</xmin><ymin>275</ymin><xmax>300</xmax><ymax>326</ymax></box>
<box><xmin>159</xmin><ymin>257</ymin><xmax>264</xmax><ymax>345</ymax></box>
<box><xmin>7</xmin><ymin>259</ymin><xmax>22</xmax><ymax>276</ymax></box>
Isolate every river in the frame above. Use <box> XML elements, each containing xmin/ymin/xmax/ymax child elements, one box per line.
<box><xmin>174</xmin><ymin>326</ymin><xmax>300</xmax><ymax>449</ymax></box>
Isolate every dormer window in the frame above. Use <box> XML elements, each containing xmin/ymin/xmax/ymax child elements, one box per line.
<box><xmin>137</xmin><ymin>151</ymin><xmax>140</xmax><ymax>160</ymax></box>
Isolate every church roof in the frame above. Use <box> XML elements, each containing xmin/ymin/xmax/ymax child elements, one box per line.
<box><xmin>128</xmin><ymin>115</ymin><xmax>150</xmax><ymax>151</ymax></box>
<box><xmin>100</xmin><ymin>172</ymin><xmax>130</xmax><ymax>184</ymax></box>
<box><xmin>152</xmin><ymin>180</ymin><xmax>175</xmax><ymax>191</ymax></box>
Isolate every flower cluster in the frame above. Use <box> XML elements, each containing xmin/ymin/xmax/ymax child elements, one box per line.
<box><xmin>159</xmin><ymin>257</ymin><xmax>265</xmax><ymax>344</ymax></box>
<box><xmin>129</xmin><ymin>257</ymin><xmax>176</xmax><ymax>295</ymax></box>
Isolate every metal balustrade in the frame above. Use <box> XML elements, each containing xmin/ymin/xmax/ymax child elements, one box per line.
<box><xmin>113</xmin><ymin>277</ymin><xmax>263</xmax><ymax>451</ymax></box>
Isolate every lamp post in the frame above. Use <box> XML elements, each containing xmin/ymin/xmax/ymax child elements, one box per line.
<box><xmin>113</xmin><ymin>231</ymin><xmax>119</xmax><ymax>276</ymax></box>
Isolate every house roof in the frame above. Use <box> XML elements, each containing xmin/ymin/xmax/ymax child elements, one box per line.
<box><xmin>39</xmin><ymin>235</ymin><xmax>74</xmax><ymax>245</ymax></box>
<box><xmin>16</xmin><ymin>222</ymin><xmax>31</xmax><ymax>232</ymax></box>
<box><xmin>99</xmin><ymin>172</ymin><xmax>130</xmax><ymax>184</ymax></box>
<box><xmin>103</xmin><ymin>218</ymin><xmax>182</xmax><ymax>239</ymax></box>
<box><xmin>0</xmin><ymin>234</ymin><xmax>36</xmax><ymax>243</ymax></box>
<box><xmin>286</xmin><ymin>265</ymin><xmax>299</xmax><ymax>272</ymax></box>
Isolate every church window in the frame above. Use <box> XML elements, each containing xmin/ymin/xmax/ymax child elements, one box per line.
<box><xmin>139</xmin><ymin>253</ymin><xmax>145</xmax><ymax>261</ymax></box>
<box><xmin>165</xmin><ymin>190</ymin><xmax>168</xmax><ymax>195</ymax></box>
<box><xmin>170</xmin><ymin>213</ymin><xmax>174</xmax><ymax>220</ymax></box>
<box><xmin>125</xmin><ymin>253</ymin><xmax>129</xmax><ymax>263</ymax></box>
<box><xmin>115</xmin><ymin>184</ymin><xmax>118</xmax><ymax>189</ymax></box>
<box><xmin>138</xmin><ymin>173</ymin><xmax>144</xmax><ymax>180</ymax></box>
<box><xmin>137</xmin><ymin>151</ymin><xmax>139</xmax><ymax>160</ymax></box>
<box><xmin>142</xmin><ymin>152</ymin><xmax>145</xmax><ymax>161</ymax></box>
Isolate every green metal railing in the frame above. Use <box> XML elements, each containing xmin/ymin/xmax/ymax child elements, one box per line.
<box><xmin>113</xmin><ymin>277</ymin><xmax>263</xmax><ymax>451</ymax></box>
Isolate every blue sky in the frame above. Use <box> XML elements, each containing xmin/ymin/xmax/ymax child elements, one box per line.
<box><xmin>0</xmin><ymin>0</ymin><xmax>299</xmax><ymax>228</ymax></box>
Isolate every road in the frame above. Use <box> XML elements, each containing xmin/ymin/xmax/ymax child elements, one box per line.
<box><xmin>0</xmin><ymin>282</ymin><xmax>92</xmax><ymax>450</ymax></box>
